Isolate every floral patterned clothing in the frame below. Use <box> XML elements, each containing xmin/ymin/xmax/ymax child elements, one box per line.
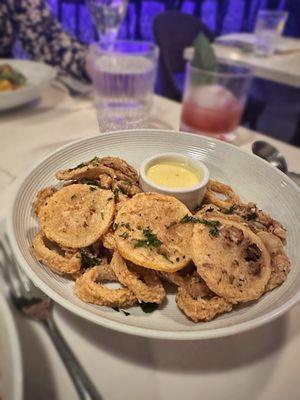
<box><xmin>0</xmin><ymin>0</ymin><xmax>89</xmax><ymax>82</ymax></box>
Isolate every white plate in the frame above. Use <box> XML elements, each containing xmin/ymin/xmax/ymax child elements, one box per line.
<box><xmin>0</xmin><ymin>293</ymin><xmax>23</xmax><ymax>400</ymax></box>
<box><xmin>0</xmin><ymin>59</ymin><xmax>56</xmax><ymax>111</ymax></box>
<box><xmin>7</xmin><ymin>129</ymin><xmax>300</xmax><ymax>340</ymax></box>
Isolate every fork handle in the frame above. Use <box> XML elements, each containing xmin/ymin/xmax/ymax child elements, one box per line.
<box><xmin>43</xmin><ymin>316</ymin><xmax>102</xmax><ymax>400</ymax></box>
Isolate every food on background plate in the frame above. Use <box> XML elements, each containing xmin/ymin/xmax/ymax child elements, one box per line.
<box><xmin>31</xmin><ymin>155</ymin><xmax>291</xmax><ymax>322</ymax></box>
<box><xmin>0</xmin><ymin>64</ymin><xmax>26</xmax><ymax>92</ymax></box>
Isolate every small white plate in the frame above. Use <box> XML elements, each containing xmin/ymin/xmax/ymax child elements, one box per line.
<box><xmin>0</xmin><ymin>59</ymin><xmax>56</xmax><ymax>111</ymax></box>
<box><xmin>7</xmin><ymin>129</ymin><xmax>300</xmax><ymax>340</ymax></box>
<box><xmin>0</xmin><ymin>292</ymin><xmax>23</xmax><ymax>400</ymax></box>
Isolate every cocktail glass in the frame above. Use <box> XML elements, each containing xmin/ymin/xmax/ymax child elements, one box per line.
<box><xmin>180</xmin><ymin>62</ymin><xmax>252</xmax><ymax>142</ymax></box>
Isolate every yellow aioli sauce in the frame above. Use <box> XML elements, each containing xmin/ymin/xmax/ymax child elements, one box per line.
<box><xmin>146</xmin><ymin>161</ymin><xmax>202</xmax><ymax>189</ymax></box>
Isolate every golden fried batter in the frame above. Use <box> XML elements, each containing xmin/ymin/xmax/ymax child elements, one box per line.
<box><xmin>75</xmin><ymin>264</ymin><xmax>137</xmax><ymax>307</ymax></box>
<box><xmin>39</xmin><ymin>184</ymin><xmax>115</xmax><ymax>248</ymax></box>
<box><xmin>34</xmin><ymin>186</ymin><xmax>57</xmax><ymax>217</ymax></box>
<box><xmin>204</xmin><ymin>180</ymin><xmax>242</xmax><ymax>209</ymax></box>
<box><xmin>192</xmin><ymin>218</ymin><xmax>271</xmax><ymax>303</ymax></box>
<box><xmin>114</xmin><ymin>193</ymin><xmax>193</xmax><ymax>272</ymax></box>
<box><xmin>32</xmin><ymin>231</ymin><xmax>81</xmax><ymax>275</ymax></box>
<box><xmin>176</xmin><ymin>273</ymin><xmax>233</xmax><ymax>322</ymax></box>
<box><xmin>257</xmin><ymin>231</ymin><xmax>291</xmax><ymax>291</ymax></box>
<box><xmin>111</xmin><ymin>252</ymin><xmax>166</xmax><ymax>303</ymax></box>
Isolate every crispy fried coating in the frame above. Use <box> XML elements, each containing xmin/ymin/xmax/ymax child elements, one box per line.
<box><xmin>32</xmin><ymin>231</ymin><xmax>81</xmax><ymax>275</ymax></box>
<box><xmin>204</xmin><ymin>180</ymin><xmax>242</xmax><ymax>209</ymax></box>
<box><xmin>114</xmin><ymin>193</ymin><xmax>193</xmax><ymax>272</ymax></box>
<box><xmin>257</xmin><ymin>231</ymin><xmax>291</xmax><ymax>291</ymax></box>
<box><xmin>75</xmin><ymin>264</ymin><xmax>137</xmax><ymax>308</ymax></box>
<box><xmin>176</xmin><ymin>274</ymin><xmax>233</xmax><ymax>322</ymax></box>
<box><xmin>111</xmin><ymin>252</ymin><xmax>166</xmax><ymax>304</ymax></box>
<box><xmin>39</xmin><ymin>184</ymin><xmax>115</xmax><ymax>249</ymax></box>
<box><xmin>34</xmin><ymin>186</ymin><xmax>57</xmax><ymax>217</ymax></box>
<box><xmin>192</xmin><ymin>218</ymin><xmax>271</xmax><ymax>303</ymax></box>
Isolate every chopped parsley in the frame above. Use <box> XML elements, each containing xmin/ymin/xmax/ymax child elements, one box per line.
<box><xmin>89</xmin><ymin>156</ymin><xmax>99</xmax><ymax>165</ymax></box>
<box><xmin>80</xmin><ymin>249</ymin><xmax>101</xmax><ymax>269</ymax></box>
<box><xmin>121</xmin><ymin>222</ymin><xmax>131</xmax><ymax>230</ymax></box>
<box><xmin>246</xmin><ymin>212</ymin><xmax>258</xmax><ymax>221</ymax></box>
<box><xmin>89</xmin><ymin>186</ymin><xmax>97</xmax><ymax>192</ymax></box>
<box><xmin>68</xmin><ymin>162</ymin><xmax>86</xmax><ymax>171</ymax></box>
<box><xmin>180</xmin><ymin>214</ymin><xmax>221</xmax><ymax>237</ymax></box>
<box><xmin>119</xmin><ymin>232</ymin><xmax>129</xmax><ymax>239</ymax></box>
<box><xmin>77</xmin><ymin>178</ymin><xmax>101</xmax><ymax>187</ymax></box>
<box><xmin>224</xmin><ymin>205</ymin><xmax>236</xmax><ymax>214</ymax></box>
<box><xmin>140</xmin><ymin>302</ymin><xmax>159</xmax><ymax>313</ymax></box>
<box><xmin>112</xmin><ymin>307</ymin><xmax>130</xmax><ymax>316</ymax></box>
<box><xmin>134</xmin><ymin>229</ymin><xmax>162</xmax><ymax>249</ymax></box>
<box><xmin>71</xmin><ymin>194</ymin><xmax>77</xmax><ymax>200</ymax></box>
<box><xmin>122</xmin><ymin>179</ymin><xmax>132</xmax><ymax>186</ymax></box>
<box><xmin>100</xmin><ymin>212</ymin><xmax>104</xmax><ymax>220</ymax></box>
<box><xmin>161</xmin><ymin>251</ymin><xmax>173</xmax><ymax>263</ymax></box>
<box><xmin>107</xmin><ymin>197</ymin><xmax>113</xmax><ymax>201</ymax></box>
<box><xmin>114</xmin><ymin>188</ymin><xmax>121</xmax><ymax>202</ymax></box>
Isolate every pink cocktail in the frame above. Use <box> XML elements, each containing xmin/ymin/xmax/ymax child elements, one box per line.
<box><xmin>180</xmin><ymin>64</ymin><xmax>252</xmax><ymax>141</ymax></box>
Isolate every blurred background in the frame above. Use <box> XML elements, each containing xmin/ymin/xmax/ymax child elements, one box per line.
<box><xmin>33</xmin><ymin>0</ymin><xmax>300</xmax><ymax>144</ymax></box>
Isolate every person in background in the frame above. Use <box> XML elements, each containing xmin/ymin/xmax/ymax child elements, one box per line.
<box><xmin>0</xmin><ymin>0</ymin><xmax>89</xmax><ymax>82</ymax></box>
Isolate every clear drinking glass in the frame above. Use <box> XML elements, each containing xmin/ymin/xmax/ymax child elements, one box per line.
<box><xmin>88</xmin><ymin>41</ymin><xmax>158</xmax><ymax>132</ymax></box>
<box><xmin>254</xmin><ymin>10</ymin><xmax>288</xmax><ymax>57</ymax></box>
<box><xmin>86</xmin><ymin>0</ymin><xmax>128</xmax><ymax>49</ymax></box>
<box><xmin>180</xmin><ymin>63</ymin><xmax>252</xmax><ymax>142</ymax></box>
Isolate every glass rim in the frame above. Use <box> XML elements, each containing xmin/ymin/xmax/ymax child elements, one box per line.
<box><xmin>257</xmin><ymin>9</ymin><xmax>288</xmax><ymax>18</ymax></box>
<box><xmin>187</xmin><ymin>62</ymin><xmax>253</xmax><ymax>78</ymax></box>
<box><xmin>89</xmin><ymin>40</ymin><xmax>158</xmax><ymax>55</ymax></box>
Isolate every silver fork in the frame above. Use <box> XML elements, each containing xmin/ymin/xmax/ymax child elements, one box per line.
<box><xmin>0</xmin><ymin>235</ymin><xmax>102</xmax><ymax>400</ymax></box>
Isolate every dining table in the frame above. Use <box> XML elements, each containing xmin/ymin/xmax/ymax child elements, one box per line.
<box><xmin>184</xmin><ymin>35</ymin><xmax>300</xmax><ymax>88</ymax></box>
<box><xmin>1</xmin><ymin>84</ymin><xmax>300</xmax><ymax>400</ymax></box>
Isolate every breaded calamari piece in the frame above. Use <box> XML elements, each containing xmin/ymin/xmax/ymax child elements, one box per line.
<box><xmin>111</xmin><ymin>252</ymin><xmax>166</xmax><ymax>303</ymax></box>
<box><xmin>75</xmin><ymin>264</ymin><xmax>136</xmax><ymax>308</ymax></box>
<box><xmin>257</xmin><ymin>231</ymin><xmax>291</xmax><ymax>291</ymax></box>
<box><xmin>114</xmin><ymin>193</ymin><xmax>193</xmax><ymax>272</ymax></box>
<box><xmin>32</xmin><ymin>231</ymin><xmax>81</xmax><ymax>275</ymax></box>
<box><xmin>176</xmin><ymin>273</ymin><xmax>233</xmax><ymax>322</ymax></box>
<box><xmin>39</xmin><ymin>184</ymin><xmax>115</xmax><ymax>248</ymax></box>
<box><xmin>203</xmin><ymin>180</ymin><xmax>242</xmax><ymax>209</ymax></box>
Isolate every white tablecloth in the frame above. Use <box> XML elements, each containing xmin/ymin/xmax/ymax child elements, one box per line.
<box><xmin>1</xmin><ymin>86</ymin><xmax>300</xmax><ymax>400</ymax></box>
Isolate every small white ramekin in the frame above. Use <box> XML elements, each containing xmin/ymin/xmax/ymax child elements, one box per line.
<box><xmin>139</xmin><ymin>152</ymin><xmax>209</xmax><ymax>210</ymax></box>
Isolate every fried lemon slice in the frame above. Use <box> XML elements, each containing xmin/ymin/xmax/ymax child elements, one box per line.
<box><xmin>39</xmin><ymin>184</ymin><xmax>115</xmax><ymax>248</ymax></box>
<box><xmin>192</xmin><ymin>217</ymin><xmax>271</xmax><ymax>303</ymax></box>
<box><xmin>114</xmin><ymin>193</ymin><xmax>193</xmax><ymax>272</ymax></box>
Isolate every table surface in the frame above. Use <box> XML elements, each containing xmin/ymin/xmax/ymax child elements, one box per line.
<box><xmin>184</xmin><ymin>36</ymin><xmax>300</xmax><ymax>88</ymax></box>
<box><xmin>1</xmin><ymin>86</ymin><xmax>300</xmax><ymax>400</ymax></box>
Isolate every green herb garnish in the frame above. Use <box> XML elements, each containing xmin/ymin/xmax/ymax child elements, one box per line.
<box><xmin>119</xmin><ymin>232</ymin><xmax>129</xmax><ymax>239</ymax></box>
<box><xmin>100</xmin><ymin>212</ymin><xmax>104</xmax><ymax>220</ymax></box>
<box><xmin>140</xmin><ymin>302</ymin><xmax>158</xmax><ymax>314</ymax></box>
<box><xmin>112</xmin><ymin>307</ymin><xmax>130</xmax><ymax>316</ymax></box>
<box><xmin>80</xmin><ymin>250</ymin><xmax>101</xmax><ymax>269</ymax></box>
<box><xmin>246</xmin><ymin>212</ymin><xmax>258</xmax><ymax>221</ymax></box>
<box><xmin>134</xmin><ymin>229</ymin><xmax>162</xmax><ymax>249</ymax></box>
<box><xmin>224</xmin><ymin>205</ymin><xmax>236</xmax><ymax>215</ymax></box>
<box><xmin>89</xmin><ymin>186</ymin><xmax>97</xmax><ymax>192</ymax></box>
<box><xmin>180</xmin><ymin>214</ymin><xmax>221</xmax><ymax>237</ymax></box>
<box><xmin>122</xmin><ymin>179</ymin><xmax>132</xmax><ymax>186</ymax></box>
<box><xmin>71</xmin><ymin>194</ymin><xmax>77</xmax><ymax>200</ymax></box>
<box><xmin>90</xmin><ymin>156</ymin><xmax>99</xmax><ymax>165</ymax></box>
<box><xmin>114</xmin><ymin>188</ymin><xmax>121</xmax><ymax>202</ymax></box>
<box><xmin>77</xmin><ymin>178</ymin><xmax>100</xmax><ymax>187</ymax></box>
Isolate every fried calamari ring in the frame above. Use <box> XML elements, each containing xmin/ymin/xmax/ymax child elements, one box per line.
<box><xmin>192</xmin><ymin>218</ymin><xmax>271</xmax><ymax>303</ymax></box>
<box><xmin>39</xmin><ymin>184</ymin><xmax>115</xmax><ymax>248</ymax></box>
<box><xmin>204</xmin><ymin>180</ymin><xmax>242</xmax><ymax>209</ymax></box>
<box><xmin>34</xmin><ymin>186</ymin><xmax>57</xmax><ymax>217</ymax></box>
<box><xmin>32</xmin><ymin>231</ymin><xmax>81</xmax><ymax>275</ymax></box>
<box><xmin>114</xmin><ymin>193</ymin><xmax>193</xmax><ymax>272</ymax></box>
<box><xmin>75</xmin><ymin>265</ymin><xmax>136</xmax><ymax>307</ymax></box>
<box><xmin>257</xmin><ymin>231</ymin><xmax>291</xmax><ymax>291</ymax></box>
<box><xmin>111</xmin><ymin>252</ymin><xmax>166</xmax><ymax>303</ymax></box>
<box><xmin>176</xmin><ymin>274</ymin><xmax>233</xmax><ymax>322</ymax></box>
<box><xmin>56</xmin><ymin>156</ymin><xmax>138</xmax><ymax>183</ymax></box>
